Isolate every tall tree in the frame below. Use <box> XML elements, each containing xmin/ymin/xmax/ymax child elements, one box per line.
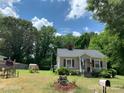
<box><xmin>0</xmin><ymin>16</ymin><xmax>37</xmax><ymax>63</ymax></box>
<box><xmin>34</xmin><ymin>26</ymin><xmax>56</xmax><ymax>69</ymax></box>
<box><xmin>75</xmin><ymin>32</ymin><xmax>97</xmax><ymax>49</ymax></box>
<box><xmin>87</xmin><ymin>0</ymin><xmax>124</xmax><ymax>37</ymax></box>
<box><xmin>87</xmin><ymin>0</ymin><xmax>124</xmax><ymax>75</ymax></box>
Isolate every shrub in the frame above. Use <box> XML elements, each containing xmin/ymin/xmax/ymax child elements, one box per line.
<box><xmin>91</xmin><ymin>70</ymin><xmax>100</xmax><ymax>77</ymax></box>
<box><xmin>29</xmin><ymin>69</ymin><xmax>34</xmax><ymax>73</ymax></box>
<box><xmin>99</xmin><ymin>69</ymin><xmax>111</xmax><ymax>78</ymax></box>
<box><xmin>58</xmin><ymin>75</ymin><xmax>69</xmax><ymax>85</ymax></box>
<box><xmin>109</xmin><ymin>69</ymin><xmax>117</xmax><ymax>78</ymax></box>
<box><xmin>56</xmin><ymin>67</ymin><xmax>70</xmax><ymax>75</ymax></box>
<box><xmin>70</xmin><ymin>70</ymin><xmax>81</xmax><ymax>76</ymax></box>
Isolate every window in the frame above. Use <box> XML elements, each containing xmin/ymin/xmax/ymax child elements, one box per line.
<box><xmin>63</xmin><ymin>59</ymin><xmax>66</xmax><ymax>67</ymax></box>
<box><xmin>66</xmin><ymin>59</ymin><xmax>71</xmax><ymax>68</ymax></box>
<box><xmin>63</xmin><ymin>58</ymin><xmax>75</xmax><ymax>68</ymax></box>
<box><xmin>100</xmin><ymin>61</ymin><xmax>103</xmax><ymax>68</ymax></box>
<box><xmin>94</xmin><ymin>59</ymin><xmax>99</xmax><ymax>68</ymax></box>
<box><xmin>95</xmin><ymin>62</ymin><xmax>99</xmax><ymax>68</ymax></box>
<box><xmin>92</xmin><ymin>59</ymin><xmax>94</xmax><ymax>67</ymax></box>
<box><xmin>72</xmin><ymin>59</ymin><xmax>74</xmax><ymax>67</ymax></box>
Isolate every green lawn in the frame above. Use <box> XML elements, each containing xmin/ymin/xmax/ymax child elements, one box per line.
<box><xmin>0</xmin><ymin>70</ymin><xmax>124</xmax><ymax>93</ymax></box>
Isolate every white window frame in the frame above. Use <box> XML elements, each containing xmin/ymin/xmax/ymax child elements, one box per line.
<box><xmin>94</xmin><ymin>59</ymin><xmax>100</xmax><ymax>69</ymax></box>
<box><xmin>65</xmin><ymin>58</ymin><xmax>74</xmax><ymax>68</ymax></box>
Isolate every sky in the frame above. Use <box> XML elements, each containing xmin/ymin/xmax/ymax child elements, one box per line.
<box><xmin>0</xmin><ymin>0</ymin><xmax>105</xmax><ymax>36</ymax></box>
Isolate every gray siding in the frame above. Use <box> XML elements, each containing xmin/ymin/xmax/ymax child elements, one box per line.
<box><xmin>60</xmin><ymin>57</ymin><xmax>79</xmax><ymax>70</ymax></box>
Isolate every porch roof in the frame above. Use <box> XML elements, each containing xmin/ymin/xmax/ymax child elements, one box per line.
<box><xmin>57</xmin><ymin>49</ymin><xmax>106</xmax><ymax>58</ymax></box>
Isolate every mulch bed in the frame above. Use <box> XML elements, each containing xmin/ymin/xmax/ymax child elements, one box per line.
<box><xmin>53</xmin><ymin>82</ymin><xmax>78</xmax><ymax>91</ymax></box>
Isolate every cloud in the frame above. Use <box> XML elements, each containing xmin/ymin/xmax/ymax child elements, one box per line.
<box><xmin>0</xmin><ymin>0</ymin><xmax>21</xmax><ymax>18</ymax></box>
<box><xmin>72</xmin><ymin>31</ymin><xmax>81</xmax><ymax>37</ymax></box>
<box><xmin>83</xmin><ymin>26</ymin><xmax>89</xmax><ymax>31</ymax></box>
<box><xmin>55</xmin><ymin>32</ymin><xmax>62</xmax><ymax>36</ymax></box>
<box><xmin>0</xmin><ymin>0</ymin><xmax>21</xmax><ymax>7</ymax></box>
<box><xmin>31</xmin><ymin>16</ymin><xmax>53</xmax><ymax>30</ymax></box>
<box><xmin>66</xmin><ymin>0</ymin><xmax>87</xmax><ymax>20</ymax></box>
<box><xmin>0</xmin><ymin>7</ymin><xmax>19</xmax><ymax>18</ymax></box>
<box><xmin>40</xmin><ymin>0</ymin><xmax>65</xmax><ymax>2</ymax></box>
<box><xmin>94</xmin><ymin>31</ymin><xmax>101</xmax><ymax>35</ymax></box>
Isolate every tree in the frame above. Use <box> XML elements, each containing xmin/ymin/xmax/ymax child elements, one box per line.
<box><xmin>34</xmin><ymin>26</ymin><xmax>56</xmax><ymax>69</ymax></box>
<box><xmin>87</xmin><ymin>0</ymin><xmax>124</xmax><ymax>37</ymax></box>
<box><xmin>89</xmin><ymin>30</ymin><xmax>123</xmax><ymax>74</ymax></box>
<box><xmin>0</xmin><ymin>16</ymin><xmax>37</xmax><ymax>63</ymax></box>
<box><xmin>87</xmin><ymin>0</ymin><xmax>124</xmax><ymax>75</ymax></box>
<box><xmin>75</xmin><ymin>32</ymin><xmax>97</xmax><ymax>49</ymax></box>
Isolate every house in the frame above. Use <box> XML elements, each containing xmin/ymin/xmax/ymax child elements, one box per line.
<box><xmin>57</xmin><ymin>48</ymin><xmax>107</xmax><ymax>73</ymax></box>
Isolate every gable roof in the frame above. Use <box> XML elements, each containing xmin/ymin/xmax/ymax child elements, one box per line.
<box><xmin>57</xmin><ymin>49</ymin><xmax>106</xmax><ymax>58</ymax></box>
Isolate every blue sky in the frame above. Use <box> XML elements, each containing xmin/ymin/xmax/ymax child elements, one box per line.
<box><xmin>0</xmin><ymin>0</ymin><xmax>105</xmax><ymax>36</ymax></box>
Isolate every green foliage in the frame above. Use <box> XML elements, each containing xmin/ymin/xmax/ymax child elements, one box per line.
<box><xmin>56</xmin><ymin>67</ymin><xmax>70</xmax><ymax>75</ymax></box>
<box><xmin>87</xmin><ymin>0</ymin><xmax>124</xmax><ymax>36</ymax></box>
<box><xmin>99</xmin><ymin>69</ymin><xmax>111</xmax><ymax>78</ymax></box>
<box><xmin>0</xmin><ymin>16</ymin><xmax>37</xmax><ymax>63</ymax></box>
<box><xmin>91</xmin><ymin>70</ymin><xmax>100</xmax><ymax>77</ymax></box>
<box><xmin>87</xmin><ymin>0</ymin><xmax>124</xmax><ymax>75</ymax></box>
<box><xmin>92</xmin><ymin>69</ymin><xmax>117</xmax><ymax>78</ymax></box>
<box><xmin>69</xmin><ymin>70</ymin><xmax>81</xmax><ymax>76</ymax></box>
<box><xmin>76</xmin><ymin>32</ymin><xmax>97</xmax><ymax>49</ymax></box>
<box><xmin>54</xmin><ymin>34</ymin><xmax>79</xmax><ymax>49</ymax></box>
<box><xmin>109</xmin><ymin>69</ymin><xmax>117</xmax><ymax>78</ymax></box>
<box><xmin>89</xmin><ymin>30</ymin><xmax>124</xmax><ymax>75</ymax></box>
<box><xmin>34</xmin><ymin>26</ymin><xmax>56</xmax><ymax>69</ymax></box>
<box><xmin>58</xmin><ymin>75</ymin><xmax>69</xmax><ymax>85</ymax></box>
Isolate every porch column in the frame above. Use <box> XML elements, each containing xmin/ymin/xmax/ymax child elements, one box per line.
<box><xmin>90</xmin><ymin>58</ymin><xmax>92</xmax><ymax>72</ymax></box>
<box><xmin>79</xmin><ymin>56</ymin><xmax>82</xmax><ymax>73</ymax></box>
<box><xmin>57</xmin><ymin>57</ymin><xmax>60</xmax><ymax>68</ymax></box>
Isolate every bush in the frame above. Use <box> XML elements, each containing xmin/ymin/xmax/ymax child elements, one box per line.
<box><xmin>56</xmin><ymin>67</ymin><xmax>70</xmax><ymax>75</ymax></box>
<box><xmin>91</xmin><ymin>70</ymin><xmax>100</xmax><ymax>77</ymax></box>
<box><xmin>70</xmin><ymin>70</ymin><xmax>81</xmax><ymax>76</ymax></box>
<box><xmin>29</xmin><ymin>69</ymin><xmax>34</xmax><ymax>73</ymax></box>
<box><xmin>58</xmin><ymin>75</ymin><xmax>69</xmax><ymax>85</ymax></box>
<box><xmin>99</xmin><ymin>69</ymin><xmax>111</xmax><ymax>78</ymax></box>
<box><xmin>109</xmin><ymin>69</ymin><xmax>117</xmax><ymax>78</ymax></box>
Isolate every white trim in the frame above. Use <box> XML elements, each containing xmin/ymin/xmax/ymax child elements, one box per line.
<box><xmin>79</xmin><ymin>56</ymin><xmax>82</xmax><ymax>73</ymax></box>
<box><xmin>94</xmin><ymin>59</ymin><xmax>101</xmax><ymax>70</ymax></box>
<box><xmin>57</xmin><ymin>57</ymin><xmax>60</xmax><ymax>68</ymax></box>
<box><xmin>65</xmin><ymin>58</ymin><xmax>74</xmax><ymax>68</ymax></box>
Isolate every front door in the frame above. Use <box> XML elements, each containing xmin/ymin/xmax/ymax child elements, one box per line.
<box><xmin>66</xmin><ymin>59</ymin><xmax>72</xmax><ymax>68</ymax></box>
<box><xmin>85</xmin><ymin>59</ymin><xmax>91</xmax><ymax>73</ymax></box>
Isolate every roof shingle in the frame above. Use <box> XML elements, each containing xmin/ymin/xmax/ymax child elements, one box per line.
<box><xmin>57</xmin><ymin>49</ymin><xmax>106</xmax><ymax>58</ymax></box>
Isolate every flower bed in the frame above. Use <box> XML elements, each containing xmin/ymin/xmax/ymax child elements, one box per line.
<box><xmin>53</xmin><ymin>75</ymin><xmax>78</xmax><ymax>91</ymax></box>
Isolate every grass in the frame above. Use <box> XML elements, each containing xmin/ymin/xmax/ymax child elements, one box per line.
<box><xmin>0</xmin><ymin>70</ymin><xmax>124</xmax><ymax>93</ymax></box>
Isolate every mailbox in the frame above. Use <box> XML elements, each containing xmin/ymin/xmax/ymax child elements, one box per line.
<box><xmin>99</xmin><ymin>80</ymin><xmax>111</xmax><ymax>87</ymax></box>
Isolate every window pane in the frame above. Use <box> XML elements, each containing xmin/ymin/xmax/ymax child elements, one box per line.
<box><xmin>95</xmin><ymin>61</ymin><xmax>99</xmax><ymax>68</ymax></box>
<box><xmin>100</xmin><ymin>61</ymin><xmax>103</xmax><ymax>67</ymax></box>
<box><xmin>92</xmin><ymin>60</ymin><xmax>94</xmax><ymax>67</ymax></box>
<box><xmin>67</xmin><ymin>60</ymin><xmax>71</xmax><ymax>68</ymax></box>
<box><xmin>63</xmin><ymin>59</ymin><xmax>66</xmax><ymax>67</ymax></box>
<box><xmin>72</xmin><ymin>59</ymin><xmax>74</xmax><ymax>67</ymax></box>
